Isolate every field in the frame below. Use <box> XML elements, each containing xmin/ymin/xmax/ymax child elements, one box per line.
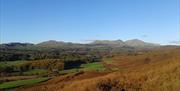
<box><xmin>23</xmin><ymin>69</ymin><xmax>48</xmax><ymax>75</ymax></box>
<box><xmin>0</xmin><ymin>61</ymin><xmax>28</xmax><ymax>66</ymax></box>
<box><xmin>59</xmin><ymin>62</ymin><xmax>105</xmax><ymax>75</ymax></box>
<box><xmin>0</xmin><ymin>77</ymin><xmax>49</xmax><ymax>90</ymax></box>
<box><xmin>0</xmin><ymin>61</ymin><xmax>28</xmax><ymax>70</ymax></box>
<box><xmin>81</xmin><ymin>62</ymin><xmax>105</xmax><ymax>71</ymax></box>
<box><xmin>0</xmin><ymin>61</ymin><xmax>105</xmax><ymax>90</ymax></box>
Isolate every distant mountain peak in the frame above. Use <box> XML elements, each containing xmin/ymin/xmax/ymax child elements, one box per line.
<box><xmin>125</xmin><ymin>39</ymin><xmax>160</xmax><ymax>47</ymax></box>
<box><xmin>116</xmin><ymin>39</ymin><xmax>123</xmax><ymax>42</ymax></box>
<box><xmin>43</xmin><ymin>40</ymin><xmax>64</xmax><ymax>43</ymax></box>
<box><xmin>90</xmin><ymin>39</ymin><xmax>160</xmax><ymax>48</ymax></box>
<box><xmin>37</xmin><ymin>40</ymin><xmax>66</xmax><ymax>47</ymax></box>
<box><xmin>90</xmin><ymin>40</ymin><xmax>125</xmax><ymax>47</ymax></box>
<box><xmin>1</xmin><ymin>39</ymin><xmax>160</xmax><ymax>48</ymax></box>
<box><xmin>125</xmin><ymin>39</ymin><xmax>145</xmax><ymax>44</ymax></box>
<box><xmin>92</xmin><ymin>40</ymin><xmax>123</xmax><ymax>44</ymax></box>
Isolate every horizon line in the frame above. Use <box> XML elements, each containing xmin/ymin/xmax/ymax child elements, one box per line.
<box><xmin>1</xmin><ymin>39</ymin><xmax>180</xmax><ymax>46</ymax></box>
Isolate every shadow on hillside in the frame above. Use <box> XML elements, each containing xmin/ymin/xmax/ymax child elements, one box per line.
<box><xmin>64</xmin><ymin>61</ymin><xmax>86</xmax><ymax>69</ymax></box>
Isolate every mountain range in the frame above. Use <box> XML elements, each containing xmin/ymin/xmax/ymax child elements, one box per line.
<box><xmin>90</xmin><ymin>39</ymin><xmax>160</xmax><ymax>47</ymax></box>
<box><xmin>1</xmin><ymin>39</ymin><xmax>161</xmax><ymax>49</ymax></box>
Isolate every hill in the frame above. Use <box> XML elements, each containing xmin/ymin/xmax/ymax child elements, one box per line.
<box><xmin>91</xmin><ymin>39</ymin><xmax>159</xmax><ymax>47</ymax></box>
<box><xmin>0</xmin><ymin>39</ymin><xmax>161</xmax><ymax>62</ymax></box>
<box><xmin>124</xmin><ymin>39</ymin><xmax>160</xmax><ymax>47</ymax></box>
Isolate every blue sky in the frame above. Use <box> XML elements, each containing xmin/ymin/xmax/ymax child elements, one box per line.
<box><xmin>0</xmin><ymin>0</ymin><xmax>179</xmax><ymax>44</ymax></box>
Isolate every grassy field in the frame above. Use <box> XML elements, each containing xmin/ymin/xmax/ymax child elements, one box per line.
<box><xmin>0</xmin><ymin>60</ymin><xmax>105</xmax><ymax>76</ymax></box>
<box><xmin>0</xmin><ymin>61</ymin><xmax>48</xmax><ymax>76</ymax></box>
<box><xmin>0</xmin><ymin>61</ymin><xmax>28</xmax><ymax>66</ymax></box>
<box><xmin>59</xmin><ymin>62</ymin><xmax>105</xmax><ymax>75</ymax></box>
<box><xmin>80</xmin><ymin>62</ymin><xmax>105</xmax><ymax>71</ymax></box>
<box><xmin>0</xmin><ymin>61</ymin><xmax>27</xmax><ymax>69</ymax></box>
<box><xmin>0</xmin><ymin>77</ymin><xmax>50</xmax><ymax>90</ymax></box>
<box><xmin>23</xmin><ymin>69</ymin><xmax>48</xmax><ymax>75</ymax></box>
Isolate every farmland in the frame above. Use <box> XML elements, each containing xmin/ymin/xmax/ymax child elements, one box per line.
<box><xmin>0</xmin><ymin>77</ymin><xmax>49</xmax><ymax>89</ymax></box>
<box><xmin>0</xmin><ymin>60</ymin><xmax>106</xmax><ymax>90</ymax></box>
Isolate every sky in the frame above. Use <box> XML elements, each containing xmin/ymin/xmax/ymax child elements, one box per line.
<box><xmin>0</xmin><ymin>0</ymin><xmax>180</xmax><ymax>45</ymax></box>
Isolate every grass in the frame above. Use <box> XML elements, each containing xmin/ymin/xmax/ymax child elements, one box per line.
<box><xmin>103</xmin><ymin>58</ymin><xmax>114</xmax><ymax>64</ymax></box>
<box><xmin>0</xmin><ymin>61</ymin><xmax>28</xmax><ymax>71</ymax></box>
<box><xmin>0</xmin><ymin>77</ymin><xmax>50</xmax><ymax>90</ymax></box>
<box><xmin>111</xmin><ymin>67</ymin><xmax>119</xmax><ymax>71</ymax></box>
<box><xmin>80</xmin><ymin>62</ymin><xmax>106</xmax><ymax>71</ymax></box>
<box><xmin>59</xmin><ymin>62</ymin><xmax>106</xmax><ymax>75</ymax></box>
<box><xmin>59</xmin><ymin>68</ymin><xmax>79</xmax><ymax>75</ymax></box>
<box><xmin>102</xmin><ymin>58</ymin><xmax>121</xmax><ymax>71</ymax></box>
<box><xmin>23</xmin><ymin>69</ymin><xmax>48</xmax><ymax>75</ymax></box>
<box><xmin>0</xmin><ymin>61</ymin><xmax>28</xmax><ymax>66</ymax></box>
<box><xmin>0</xmin><ymin>61</ymin><xmax>48</xmax><ymax>76</ymax></box>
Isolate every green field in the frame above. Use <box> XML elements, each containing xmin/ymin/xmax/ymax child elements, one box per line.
<box><xmin>0</xmin><ymin>61</ymin><xmax>48</xmax><ymax>76</ymax></box>
<box><xmin>0</xmin><ymin>61</ymin><xmax>105</xmax><ymax>89</ymax></box>
<box><xmin>0</xmin><ymin>77</ymin><xmax>50</xmax><ymax>90</ymax></box>
<box><xmin>0</xmin><ymin>61</ymin><xmax>28</xmax><ymax>66</ymax></box>
<box><xmin>23</xmin><ymin>69</ymin><xmax>48</xmax><ymax>75</ymax></box>
<box><xmin>0</xmin><ymin>61</ymin><xmax>29</xmax><ymax>72</ymax></box>
<box><xmin>59</xmin><ymin>62</ymin><xmax>106</xmax><ymax>75</ymax></box>
<box><xmin>80</xmin><ymin>62</ymin><xmax>105</xmax><ymax>71</ymax></box>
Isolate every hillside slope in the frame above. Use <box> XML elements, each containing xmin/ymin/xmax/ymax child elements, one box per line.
<box><xmin>15</xmin><ymin>47</ymin><xmax>180</xmax><ymax>91</ymax></box>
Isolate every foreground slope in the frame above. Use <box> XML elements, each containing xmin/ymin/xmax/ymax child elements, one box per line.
<box><xmin>14</xmin><ymin>47</ymin><xmax>180</xmax><ymax>91</ymax></box>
